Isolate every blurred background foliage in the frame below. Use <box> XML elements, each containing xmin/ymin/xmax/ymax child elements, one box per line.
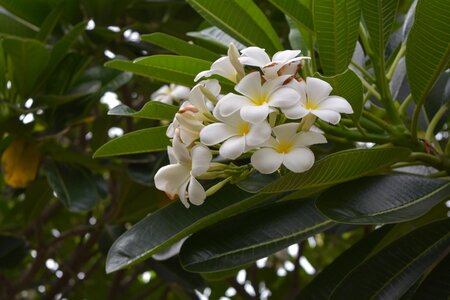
<box><xmin>0</xmin><ymin>0</ymin><xmax>448</xmax><ymax>300</ymax></box>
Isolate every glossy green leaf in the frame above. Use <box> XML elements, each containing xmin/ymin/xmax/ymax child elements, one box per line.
<box><xmin>237</xmin><ymin>171</ymin><xmax>280</xmax><ymax>193</ymax></box>
<box><xmin>3</xmin><ymin>37</ymin><xmax>50</xmax><ymax>97</ymax></box>
<box><xmin>316</xmin><ymin>174</ymin><xmax>450</xmax><ymax>224</ymax></box>
<box><xmin>313</xmin><ymin>0</ymin><xmax>361</xmax><ymax>75</ymax></box>
<box><xmin>180</xmin><ymin>198</ymin><xmax>334</xmax><ymax>272</ymax></box>
<box><xmin>330</xmin><ymin>219</ymin><xmax>450</xmax><ymax>299</ymax></box>
<box><xmin>105</xmin><ymin>55</ymin><xmax>226</xmax><ymax>88</ymax></box>
<box><xmin>405</xmin><ymin>0</ymin><xmax>450</xmax><ymax>106</ymax></box>
<box><xmin>141</xmin><ymin>33</ymin><xmax>220</xmax><ymax>61</ymax></box>
<box><xmin>315</xmin><ymin>69</ymin><xmax>364</xmax><ymax>120</ymax></box>
<box><xmin>93</xmin><ymin>126</ymin><xmax>170</xmax><ymax>158</ymax></box>
<box><xmin>299</xmin><ymin>225</ymin><xmax>393</xmax><ymax>300</ymax></box>
<box><xmin>362</xmin><ymin>0</ymin><xmax>398</xmax><ymax>57</ymax></box>
<box><xmin>187</xmin><ymin>26</ymin><xmax>242</xmax><ymax>51</ymax></box>
<box><xmin>186</xmin><ymin>0</ymin><xmax>282</xmax><ymax>54</ymax></box>
<box><xmin>0</xmin><ymin>12</ymin><xmax>36</xmax><ymax>38</ymax></box>
<box><xmin>270</xmin><ymin>0</ymin><xmax>314</xmax><ymax>32</ymax></box>
<box><xmin>106</xmin><ymin>186</ymin><xmax>274</xmax><ymax>273</ymax></box>
<box><xmin>411</xmin><ymin>255</ymin><xmax>450</xmax><ymax>300</ymax></box>
<box><xmin>262</xmin><ymin>147</ymin><xmax>411</xmax><ymax>194</ymax></box>
<box><xmin>43</xmin><ymin>161</ymin><xmax>101</xmax><ymax>213</ymax></box>
<box><xmin>108</xmin><ymin>101</ymin><xmax>178</xmax><ymax>121</ymax></box>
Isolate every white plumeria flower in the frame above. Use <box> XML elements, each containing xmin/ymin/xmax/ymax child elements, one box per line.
<box><xmin>151</xmin><ymin>84</ymin><xmax>190</xmax><ymax>105</ymax></box>
<box><xmin>251</xmin><ymin>123</ymin><xmax>327</xmax><ymax>174</ymax></box>
<box><xmin>216</xmin><ymin>72</ymin><xmax>300</xmax><ymax>124</ymax></box>
<box><xmin>282</xmin><ymin>77</ymin><xmax>353</xmax><ymax>124</ymax></box>
<box><xmin>154</xmin><ymin>135</ymin><xmax>212</xmax><ymax>207</ymax></box>
<box><xmin>189</xmin><ymin>79</ymin><xmax>221</xmax><ymax>114</ymax></box>
<box><xmin>239</xmin><ymin>47</ymin><xmax>309</xmax><ymax>79</ymax></box>
<box><xmin>200</xmin><ymin>110</ymin><xmax>271</xmax><ymax>159</ymax></box>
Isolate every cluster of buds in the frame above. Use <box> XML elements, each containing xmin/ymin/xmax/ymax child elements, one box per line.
<box><xmin>154</xmin><ymin>44</ymin><xmax>353</xmax><ymax>208</ymax></box>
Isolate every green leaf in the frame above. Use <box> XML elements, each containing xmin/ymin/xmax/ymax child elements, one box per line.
<box><xmin>315</xmin><ymin>69</ymin><xmax>364</xmax><ymax>120</ymax></box>
<box><xmin>93</xmin><ymin>126</ymin><xmax>170</xmax><ymax>158</ymax></box>
<box><xmin>186</xmin><ymin>0</ymin><xmax>282</xmax><ymax>54</ymax></box>
<box><xmin>0</xmin><ymin>12</ymin><xmax>36</xmax><ymax>38</ymax></box>
<box><xmin>187</xmin><ymin>26</ymin><xmax>242</xmax><ymax>51</ymax></box>
<box><xmin>262</xmin><ymin>147</ymin><xmax>411</xmax><ymax>194</ymax></box>
<box><xmin>105</xmin><ymin>55</ymin><xmax>231</xmax><ymax>89</ymax></box>
<box><xmin>299</xmin><ymin>225</ymin><xmax>393</xmax><ymax>299</ymax></box>
<box><xmin>108</xmin><ymin>101</ymin><xmax>178</xmax><ymax>121</ymax></box>
<box><xmin>236</xmin><ymin>171</ymin><xmax>279</xmax><ymax>193</ymax></box>
<box><xmin>405</xmin><ymin>0</ymin><xmax>450</xmax><ymax>106</ymax></box>
<box><xmin>362</xmin><ymin>0</ymin><xmax>399</xmax><ymax>57</ymax></box>
<box><xmin>3</xmin><ymin>37</ymin><xmax>50</xmax><ymax>97</ymax></box>
<box><xmin>313</xmin><ymin>0</ymin><xmax>361</xmax><ymax>75</ymax></box>
<box><xmin>0</xmin><ymin>0</ymin><xmax>50</xmax><ymax>25</ymax></box>
<box><xmin>43</xmin><ymin>161</ymin><xmax>101</xmax><ymax>213</ymax></box>
<box><xmin>411</xmin><ymin>255</ymin><xmax>450</xmax><ymax>300</ymax></box>
<box><xmin>316</xmin><ymin>175</ymin><xmax>450</xmax><ymax>224</ymax></box>
<box><xmin>330</xmin><ymin>219</ymin><xmax>450</xmax><ymax>299</ymax></box>
<box><xmin>179</xmin><ymin>198</ymin><xmax>334</xmax><ymax>272</ymax></box>
<box><xmin>141</xmin><ymin>33</ymin><xmax>220</xmax><ymax>61</ymax></box>
<box><xmin>106</xmin><ymin>186</ymin><xmax>273</xmax><ymax>273</ymax></box>
<box><xmin>35</xmin><ymin>5</ymin><xmax>63</xmax><ymax>42</ymax></box>
<box><xmin>34</xmin><ymin>81</ymin><xmax>101</xmax><ymax>106</ymax></box>
<box><xmin>269</xmin><ymin>0</ymin><xmax>314</xmax><ymax>32</ymax></box>
<box><xmin>286</xmin><ymin>16</ymin><xmax>309</xmax><ymax>54</ymax></box>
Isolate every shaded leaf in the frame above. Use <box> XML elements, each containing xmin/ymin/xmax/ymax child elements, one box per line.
<box><xmin>262</xmin><ymin>147</ymin><xmax>411</xmax><ymax>193</ymax></box>
<box><xmin>179</xmin><ymin>198</ymin><xmax>334</xmax><ymax>272</ymax></box>
<box><xmin>187</xmin><ymin>26</ymin><xmax>243</xmax><ymax>51</ymax></box>
<box><xmin>316</xmin><ymin>174</ymin><xmax>450</xmax><ymax>224</ymax></box>
<box><xmin>330</xmin><ymin>219</ymin><xmax>450</xmax><ymax>299</ymax></box>
<box><xmin>108</xmin><ymin>101</ymin><xmax>178</xmax><ymax>121</ymax></box>
<box><xmin>93</xmin><ymin>126</ymin><xmax>170</xmax><ymax>158</ymax></box>
<box><xmin>186</xmin><ymin>0</ymin><xmax>282</xmax><ymax>54</ymax></box>
<box><xmin>412</xmin><ymin>255</ymin><xmax>450</xmax><ymax>300</ymax></box>
<box><xmin>314</xmin><ymin>0</ymin><xmax>361</xmax><ymax>75</ymax></box>
<box><xmin>141</xmin><ymin>32</ymin><xmax>220</xmax><ymax>61</ymax></box>
<box><xmin>0</xmin><ymin>235</ymin><xmax>28</xmax><ymax>269</ymax></box>
<box><xmin>269</xmin><ymin>0</ymin><xmax>314</xmax><ymax>32</ymax></box>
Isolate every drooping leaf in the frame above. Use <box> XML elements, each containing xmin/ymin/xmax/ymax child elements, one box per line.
<box><xmin>3</xmin><ymin>37</ymin><xmax>50</xmax><ymax>97</ymax></box>
<box><xmin>269</xmin><ymin>0</ymin><xmax>314</xmax><ymax>33</ymax></box>
<box><xmin>108</xmin><ymin>101</ymin><xmax>178</xmax><ymax>121</ymax></box>
<box><xmin>313</xmin><ymin>0</ymin><xmax>361</xmax><ymax>75</ymax></box>
<box><xmin>315</xmin><ymin>69</ymin><xmax>364</xmax><ymax>120</ymax></box>
<box><xmin>141</xmin><ymin>33</ymin><xmax>220</xmax><ymax>61</ymax></box>
<box><xmin>105</xmin><ymin>55</ymin><xmax>232</xmax><ymax>89</ymax></box>
<box><xmin>93</xmin><ymin>126</ymin><xmax>170</xmax><ymax>158</ymax></box>
<box><xmin>299</xmin><ymin>225</ymin><xmax>393</xmax><ymax>300</ymax></box>
<box><xmin>262</xmin><ymin>147</ymin><xmax>411</xmax><ymax>194</ymax></box>
<box><xmin>179</xmin><ymin>198</ymin><xmax>334</xmax><ymax>272</ymax></box>
<box><xmin>43</xmin><ymin>161</ymin><xmax>101</xmax><ymax>213</ymax></box>
<box><xmin>362</xmin><ymin>0</ymin><xmax>399</xmax><ymax>58</ymax></box>
<box><xmin>186</xmin><ymin>0</ymin><xmax>282</xmax><ymax>54</ymax></box>
<box><xmin>106</xmin><ymin>186</ymin><xmax>274</xmax><ymax>273</ymax></box>
<box><xmin>316</xmin><ymin>174</ymin><xmax>450</xmax><ymax>224</ymax></box>
<box><xmin>330</xmin><ymin>219</ymin><xmax>450</xmax><ymax>299</ymax></box>
<box><xmin>405</xmin><ymin>0</ymin><xmax>450</xmax><ymax>106</ymax></box>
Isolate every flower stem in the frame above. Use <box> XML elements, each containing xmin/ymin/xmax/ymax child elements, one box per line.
<box><xmin>425</xmin><ymin>103</ymin><xmax>449</xmax><ymax>142</ymax></box>
<box><xmin>205</xmin><ymin>177</ymin><xmax>232</xmax><ymax>197</ymax></box>
<box><xmin>398</xmin><ymin>94</ymin><xmax>413</xmax><ymax>116</ymax></box>
<box><xmin>351</xmin><ymin>60</ymin><xmax>375</xmax><ymax>82</ymax></box>
<box><xmin>387</xmin><ymin>43</ymin><xmax>406</xmax><ymax>81</ymax></box>
<box><xmin>317</xmin><ymin>120</ymin><xmax>390</xmax><ymax>143</ymax></box>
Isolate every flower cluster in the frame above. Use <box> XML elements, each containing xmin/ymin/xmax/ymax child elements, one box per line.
<box><xmin>154</xmin><ymin>44</ymin><xmax>353</xmax><ymax>207</ymax></box>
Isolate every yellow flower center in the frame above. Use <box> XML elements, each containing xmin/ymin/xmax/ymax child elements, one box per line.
<box><xmin>254</xmin><ymin>96</ymin><xmax>268</xmax><ymax>106</ymax></box>
<box><xmin>305</xmin><ymin>99</ymin><xmax>318</xmax><ymax>110</ymax></box>
<box><xmin>238</xmin><ymin>123</ymin><xmax>250</xmax><ymax>136</ymax></box>
<box><xmin>275</xmin><ymin>141</ymin><xmax>293</xmax><ymax>153</ymax></box>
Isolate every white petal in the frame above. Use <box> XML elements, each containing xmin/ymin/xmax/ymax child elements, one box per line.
<box><xmin>272</xmin><ymin>50</ymin><xmax>301</xmax><ymax>62</ymax></box>
<box><xmin>251</xmin><ymin>148</ymin><xmax>283</xmax><ymax>174</ymax></box>
<box><xmin>195</xmin><ymin>70</ymin><xmax>213</xmax><ymax>82</ymax></box>
<box><xmin>261</xmin><ymin>75</ymin><xmax>290</xmax><ymax>94</ymax></box>
<box><xmin>239</xmin><ymin>47</ymin><xmax>271</xmax><ymax>67</ymax></box>
<box><xmin>200</xmin><ymin>123</ymin><xmax>236</xmax><ymax>146</ymax></box>
<box><xmin>188</xmin><ymin>176</ymin><xmax>206</xmax><ymax>206</ymax></box>
<box><xmin>294</xmin><ymin>131</ymin><xmax>327</xmax><ymax>147</ymax></box>
<box><xmin>154</xmin><ymin>164</ymin><xmax>190</xmax><ymax>194</ymax></box>
<box><xmin>235</xmin><ymin>72</ymin><xmax>262</xmax><ymax>100</ymax></box>
<box><xmin>172</xmin><ymin>135</ymin><xmax>191</xmax><ymax>164</ymax></box>
<box><xmin>219</xmin><ymin>136</ymin><xmax>246</xmax><ymax>159</ymax></box>
<box><xmin>283</xmin><ymin>147</ymin><xmax>315</xmax><ymax>173</ymax></box>
<box><xmin>179</xmin><ymin>127</ymin><xmax>200</xmax><ymax>145</ymax></box>
<box><xmin>167</xmin><ymin>146</ymin><xmax>176</xmax><ymax>164</ymax></box>
<box><xmin>318</xmin><ymin>96</ymin><xmax>353</xmax><ymax>113</ymax></box>
<box><xmin>199</xmin><ymin>79</ymin><xmax>221</xmax><ymax>96</ymax></box>
<box><xmin>246</xmin><ymin>121</ymin><xmax>271</xmax><ymax>146</ymax></box>
<box><xmin>211</xmin><ymin>57</ymin><xmax>237</xmax><ymax>82</ymax></box>
<box><xmin>240</xmin><ymin>105</ymin><xmax>270</xmax><ymax>124</ymax></box>
<box><xmin>281</xmin><ymin>104</ymin><xmax>309</xmax><ymax>120</ymax></box>
<box><xmin>268</xmin><ymin>87</ymin><xmax>300</xmax><ymax>108</ymax></box>
<box><xmin>288</xmin><ymin>80</ymin><xmax>307</xmax><ymax>104</ymax></box>
<box><xmin>188</xmin><ymin>86</ymin><xmax>210</xmax><ymax>113</ymax></box>
<box><xmin>218</xmin><ymin>93</ymin><xmax>252</xmax><ymax>116</ymax></box>
<box><xmin>171</xmin><ymin>85</ymin><xmax>190</xmax><ymax>99</ymax></box>
<box><xmin>306</xmin><ymin>77</ymin><xmax>332</xmax><ymax>101</ymax></box>
<box><xmin>311</xmin><ymin>109</ymin><xmax>341</xmax><ymax>124</ymax></box>
<box><xmin>272</xmin><ymin>123</ymin><xmax>298</xmax><ymax>142</ymax></box>
<box><xmin>191</xmin><ymin>144</ymin><xmax>212</xmax><ymax>176</ymax></box>
<box><xmin>178</xmin><ymin>178</ymin><xmax>190</xmax><ymax>208</ymax></box>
